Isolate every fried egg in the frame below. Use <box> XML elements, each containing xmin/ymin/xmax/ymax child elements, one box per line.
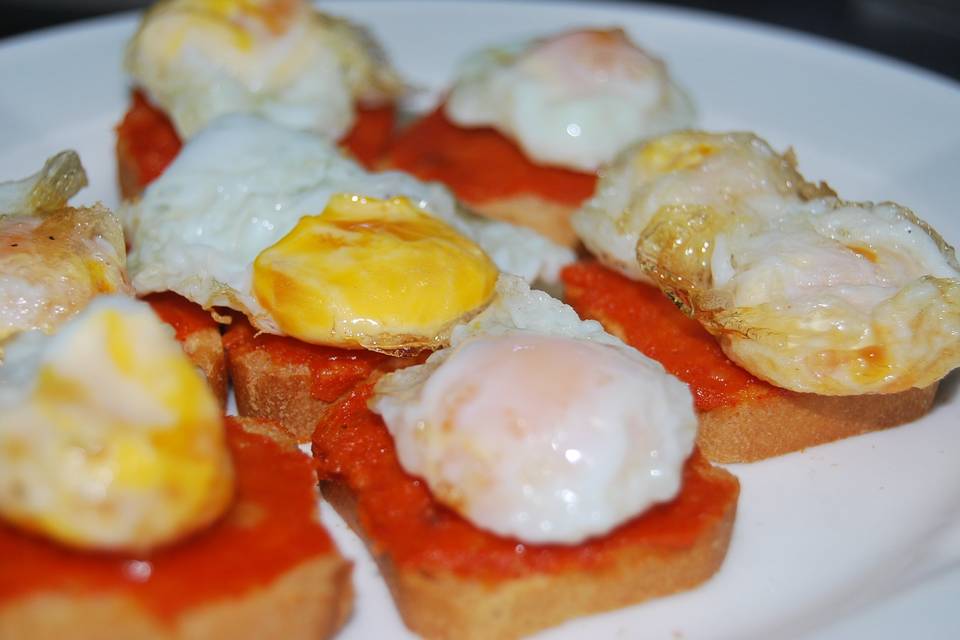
<box><xmin>641</xmin><ymin>197</ymin><xmax>960</xmax><ymax>394</ymax></box>
<box><xmin>125</xmin><ymin>115</ymin><xmax>573</xmax><ymax>350</ymax></box>
<box><xmin>372</xmin><ymin>275</ymin><xmax>696</xmax><ymax>544</ymax></box>
<box><xmin>125</xmin><ymin>0</ymin><xmax>403</xmax><ymax>139</ymax></box>
<box><xmin>575</xmin><ymin>130</ymin><xmax>960</xmax><ymax>395</ymax></box>
<box><xmin>445</xmin><ymin>28</ymin><xmax>695</xmax><ymax>172</ymax></box>
<box><xmin>0</xmin><ymin>295</ymin><xmax>232</xmax><ymax>552</ymax></box>
<box><xmin>0</xmin><ymin>151</ymin><xmax>130</xmax><ymax>348</ymax></box>
<box><xmin>573</xmin><ymin>131</ymin><xmax>830</xmax><ymax>280</ymax></box>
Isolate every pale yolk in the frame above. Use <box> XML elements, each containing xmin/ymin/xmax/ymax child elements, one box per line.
<box><xmin>637</xmin><ymin>133</ymin><xmax>717</xmax><ymax>175</ymax></box>
<box><xmin>0</xmin><ymin>299</ymin><xmax>232</xmax><ymax>552</ymax></box>
<box><xmin>252</xmin><ymin>194</ymin><xmax>498</xmax><ymax>350</ymax></box>
<box><xmin>155</xmin><ymin>0</ymin><xmax>297</xmax><ymax>59</ymax></box>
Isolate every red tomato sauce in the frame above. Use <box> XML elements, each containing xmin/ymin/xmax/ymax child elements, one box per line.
<box><xmin>115</xmin><ymin>90</ymin><xmax>182</xmax><ymax>190</ymax></box>
<box><xmin>144</xmin><ymin>291</ymin><xmax>218</xmax><ymax>342</ymax></box>
<box><xmin>561</xmin><ymin>261</ymin><xmax>782</xmax><ymax>412</ymax></box>
<box><xmin>0</xmin><ymin>419</ymin><xmax>333</xmax><ymax>621</ymax></box>
<box><xmin>383</xmin><ymin>107</ymin><xmax>597</xmax><ymax>207</ymax></box>
<box><xmin>313</xmin><ymin>381</ymin><xmax>738</xmax><ymax>580</ymax></box>
<box><xmin>222</xmin><ymin>315</ymin><xmax>394</xmax><ymax>403</ymax></box>
<box><xmin>116</xmin><ymin>91</ymin><xmax>396</xmax><ymax>192</ymax></box>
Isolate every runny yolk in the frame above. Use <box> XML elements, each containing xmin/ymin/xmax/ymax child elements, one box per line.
<box><xmin>252</xmin><ymin>194</ymin><xmax>497</xmax><ymax>351</ymax></box>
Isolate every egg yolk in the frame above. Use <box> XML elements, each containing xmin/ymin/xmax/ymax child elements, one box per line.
<box><xmin>252</xmin><ymin>194</ymin><xmax>498</xmax><ymax>351</ymax></box>
<box><xmin>0</xmin><ymin>299</ymin><xmax>232</xmax><ymax>552</ymax></box>
<box><xmin>636</xmin><ymin>133</ymin><xmax>717</xmax><ymax>175</ymax></box>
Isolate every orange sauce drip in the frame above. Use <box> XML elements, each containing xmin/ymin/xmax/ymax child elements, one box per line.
<box><xmin>313</xmin><ymin>382</ymin><xmax>738</xmax><ymax>579</ymax></box>
<box><xmin>144</xmin><ymin>292</ymin><xmax>218</xmax><ymax>342</ymax></box>
<box><xmin>383</xmin><ymin>107</ymin><xmax>597</xmax><ymax>207</ymax></box>
<box><xmin>0</xmin><ymin>419</ymin><xmax>332</xmax><ymax>621</ymax></box>
<box><xmin>340</xmin><ymin>104</ymin><xmax>397</xmax><ymax>168</ymax></box>
<box><xmin>116</xmin><ymin>92</ymin><xmax>396</xmax><ymax>191</ymax></box>
<box><xmin>561</xmin><ymin>261</ymin><xmax>781</xmax><ymax>412</ymax></box>
<box><xmin>222</xmin><ymin>315</ymin><xmax>392</xmax><ymax>402</ymax></box>
<box><xmin>116</xmin><ymin>90</ymin><xmax>182</xmax><ymax>189</ymax></box>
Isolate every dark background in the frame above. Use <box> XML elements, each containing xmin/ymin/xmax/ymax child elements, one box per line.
<box><xmin>1</xmin><ymin>0</ymin><xmax>959</xmax><ymax>82</ymax></box>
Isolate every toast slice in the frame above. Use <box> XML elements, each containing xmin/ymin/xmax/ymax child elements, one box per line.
<box><xmin>145</xmin><ymin>292</ymin><xmax>228</xmax><ymax>408</ymax></box>
<box><xmin>0</xmin><ymin>417</ymin><xmax>352</xmax><ymax>640</ymax></box>
<box><xmin>314</xmin><ymin>380</ymin><xmax>739</xmax><ymax>640</ymax></box>
<box><xmin>223</xmin><ymin>315</ymin><xmax>414</xmax><ymax>442</ymax></box>
<box><xmin>381</xmin><ymin>107</ymin><xmax>595</xmax><ymax>247</ymax></box>
<box><xmin>562</xmin><ymin>261</ymin><xmax>939</xmax><ymax>463</ymax></box>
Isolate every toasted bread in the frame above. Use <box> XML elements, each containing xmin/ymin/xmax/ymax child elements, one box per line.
<box><xmin>0</xmin><ymin>417</ymin><xmax>352</xmax><ymax>640</ymax></box>
<box><xmin>223</xmin><ymin>315</ymin><xmax>409</xmax><ymax>442</ymax></box>
<box><xmin>145</xmin><ymin>292</ymin><xmax>228</xmax><ymax>408</ymax></box>
<box><xmin>562</xmin><ymin>261</ymin><xmax>939</xmax><ymax>463</ymax></box>
<box><xmin>464</xmin><ymin>195</ymin><xmax>580</xmax><ymax>247</ymax></box>
<box><xmin>314</xmin><ymin>381</ymin><xmax>739</xmax><ymax>640</ymax></box>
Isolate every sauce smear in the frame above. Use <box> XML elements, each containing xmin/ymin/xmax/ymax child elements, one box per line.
<box><xmin>561</xmin><ymin>261</ymin><xmax>781</xmax><ymax>412</ymax></box>
<box><xmin>145</xmin><ymin>291</ymin><xmax>218</xmax><ymax>342</ymax></box>
<box><xmin>383</xmin><ymin>107</ymin><xmax>597</xmax><ymax>207</ymax></box>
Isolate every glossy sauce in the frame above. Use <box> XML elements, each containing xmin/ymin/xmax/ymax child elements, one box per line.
<box><xmin>561</xmin><ymin>261</ymin><xmax>781</xmax><ymax>412</ymax></box>
<box><xmin>222</xmin><ymin>315</ymin><xmax>394</xmax><ymax>402</ymax></box>
<box><xmin>383</xmin><ymin>107</ymin><xmax>597</xmax><ymax>206</ymax></box>
<box><xmin>116</xmin><ymin>90</ymin><xmax>182</xmax><ymax>190</ymax></box>
<box><xmin>116</xmin><ymin>91</ymin><xmax>396</xmax><ymax>192</ymax></box>
<box><xmin>0</xmin><ymin>419</ymin><xmax>332</xmax><ymax>621</ymax></box>
<box><xmin>313</xmin><ymin>381</ymin><xmax>738</xmax><ymax>579</ymax></box>
<box><xmin>144</xmin><ymin>291</ymin><xmax>218</xmax><ymax>341</ymax></box>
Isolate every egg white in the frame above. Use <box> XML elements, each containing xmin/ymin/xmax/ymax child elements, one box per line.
<box><xmin>124</xmin><ymin>115</ymin><xmax>574</xmax><ymax>337</ymax></box>
<box><xmin>372</xmin><ymin>275</ymin><xmax>697</xmax><ymax>544</ymax></box>
<box><xmin>573</xmin><ymin>131</ymin><xmax>820</xmax><ymax>281</ymax></box>
<box><xmin>445</xmin><ymin>29</ymin><xmax>695</xmax><ymax>172</ymax></box>
<box><xmin>125</xmin><ymin>0</ymin><xmax>403</xmax><ymax>139</ymax></box>
<box><xmin>573</xmin><ymin>130</ymin><xmax>960</xmax><ymax>395</ymax></box>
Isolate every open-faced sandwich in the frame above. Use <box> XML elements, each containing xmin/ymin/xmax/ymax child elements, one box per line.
<box><xmin>0</xmin><ymin>152</ymin><xmax>353</xmax><ymax>636</ymax></box>
<box><xmin>122</xmin><ymin>114</ymin><xmax>574</xmax><ymax>440</ymax></box>
<box><xmin>383</xmin><ymin>28</ymin><xmax>695</xmax><ymax>246</ymax></box>
<box><xmin>313</xmin><ymin>275</ymin><xmax>739</xmax><ymax>639</ymax></box>
<box><xmin>0</xmin><ymin>152</ymin><xmax>227</xmax><ymax>406</ymax></box>
<box><xmin>565</xmin><ymin>130</ymin><xmax>960</xmax><ymax>462</ymax></box>
<box><xmin>117</xmin><ymin>0</ymin><xmax>404</xmax><ymax>199</ymax></box>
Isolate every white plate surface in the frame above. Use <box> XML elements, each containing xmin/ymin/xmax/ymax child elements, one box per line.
<box><xmin>1</xmin><ymin>2</ymin><xmax>959</xmax><ymax>638</ymax></box>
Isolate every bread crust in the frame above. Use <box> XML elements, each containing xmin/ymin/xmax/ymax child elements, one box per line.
<box><xmin>0</xmin><ymin>554</ymin><xmax>352</xmax><ymax>640</ymax></box>
<box><xmin>466</xmin><ymin>195</ymin><xmax>579</xmax><ymax>248</ymax></box>
<box><xmin>322</xmin><ymin>475</ymin><xmax>735</xmax><ymax>640</ymax></box>
<box><xmin>145</xmin><ymin>293</ymin><xmax>228</xmax><ymax>409</ymax></box>
<box><xmin>228</xmin><ymin>346</ymin><xmax>326</xmax><ymax>443</ymax></box>
<box><xmin>116</xmin><ymin>132</ymin><xmax>144</xmax><ymax>202</ymax></box>
<box><xmin>180</xmin><ymin>327</ymin><xmax>228</xmax><ymax>409</ymax></box>
<box><xmin>698</xmin><ymin>384</ymin><xmax>938</xmax><ymax>463</ymax></box>
<box><xmin>224</xmin><ymin>317</ymin><xmax>414</xmax><ymax>442</ymax></box>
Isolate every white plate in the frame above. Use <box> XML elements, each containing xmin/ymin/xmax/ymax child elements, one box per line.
<box><xmin>1</xmin><ymin>2</ymin><xmax>959</xmax><ymax>638</ymax></box>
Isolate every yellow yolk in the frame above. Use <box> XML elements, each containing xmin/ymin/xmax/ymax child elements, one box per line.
<box><xmin>0</xmin><ymin>296</ymin><xmax>233</xmax><ymax>552</ymax></box>
<box><xmin>252</xmin><ymin>194</ymin><xmax>498</xmax><ymax>351</ymax></box>
<box><xmin>636</xmin><ymin>133</ymin><xmax>717</xmax><ymax>175</ymax></box>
